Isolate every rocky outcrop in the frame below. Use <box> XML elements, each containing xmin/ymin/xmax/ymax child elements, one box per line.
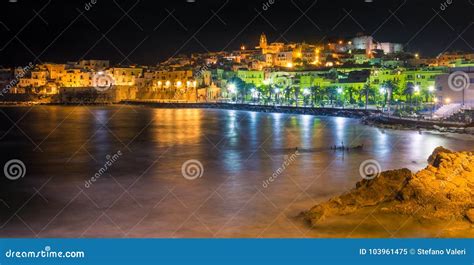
<box><xmin>303</xmin><ymin>147</ymin><xmax>474</xmax><ymax>226</ymax></box>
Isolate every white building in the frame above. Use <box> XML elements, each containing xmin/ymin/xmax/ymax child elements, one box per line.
<box><xmin>377</xmin><ymin>42</ymin><xmax>403</xmax><ymax>54</ymax></box>
<box><xmin>435</xmin><ymin>67</ymin><xmax>474</xmax><ymax>106</ymax></box>
<box><xmin>275</xmin><ymin>51</ymin><xmax>293</xmax><ymax>68</ymax></box>
<box><xmin>352</xmin><ymin>36</ymin><xmax>375</xmax><ymax>54</ymax></box>
<box><xmin>352</xmin><ymin>35</ymin><xmax>403</xmax><ymax>54</ymax></box>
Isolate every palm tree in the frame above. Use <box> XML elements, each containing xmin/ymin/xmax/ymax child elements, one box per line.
<box><xmin>347</xmin><ymin>86</ymin><xmax>355</xmax><ymax>104</ymax></box>
<box><xmin>283</xmin><ymin>86</ymin><xmax>291</xmax><ymax>105</ymax></box>
<box><xmin>256</xmin><ymin>85</ymin><xmax>268</xmax><ymax>104</ymax></box>
<box><xmin>381</xmin><ymin>80</ymin><xmax>397</xmax><ymax>113</ymax></box>
<box><xmin>293</xmin><ymin>86</ymin><xmax>300</xmax><ymax>107</ymax></box>
<box><xmin>313</xmin><ymin>86</ymin><xmax>324</xmax><ymax>106</ymax></box>
<box><xmin>361</xmin><ymin>83</ymin><xmax>372</xmax><ymax>110</ymax></box>
<box><xmin>242</xmin><ymin>83</ymin><xmax>253</xmax><ymax>103</ymax></box>
<box><xmin>227</xmin><ymin>77</ymin><xmax>245</xmax><ymax>102</ymax></box>
<box><xmin>404</xmin><ymin>83</ymin><xmax>415</xmax><ymax>108</ymax></box>
<box><xmin>326</xmin><ymin>87</ymin><xmax>337</xmax><ymax>107</ymax></box>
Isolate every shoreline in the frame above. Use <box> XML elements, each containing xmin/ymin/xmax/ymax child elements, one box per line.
<box><xmin>363</xmin><ymin>115</ymin><xmax>474</xmax><ymax>134</ymax></box>
<box><xmin>2</xmin><ymin>101</ymin><xmax>473</xmax><ymax>134</ymax></box>
<box><xmin>120</xmin><ymin>101</ymin><xmax>379</xmax><ymax>119</ymax></box>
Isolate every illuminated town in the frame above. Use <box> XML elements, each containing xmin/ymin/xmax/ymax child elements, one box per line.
<box><xmin>1</xmin><ymin>33</ymin><xmax>473</xmax><ymax>122</ymax></box>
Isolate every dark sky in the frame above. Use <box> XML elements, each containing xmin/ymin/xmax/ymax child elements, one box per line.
<box><xmin>0</xmin><ymin>0</ymin><xmax>473</xmax><ymax>66</ymax></box>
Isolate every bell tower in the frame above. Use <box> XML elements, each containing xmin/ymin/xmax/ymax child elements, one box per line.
<box><xmin>259</xmin><ymin>33</ymin><xmax>268</xmax><ymax>50</ymax></box>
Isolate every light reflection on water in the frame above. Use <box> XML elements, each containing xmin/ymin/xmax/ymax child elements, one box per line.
<box><xmin>0</xmin><ymin>105</ymin><xmax>473</xmax><ymax>237</ymax></box>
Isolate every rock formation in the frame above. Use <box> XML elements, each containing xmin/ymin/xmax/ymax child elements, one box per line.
<box><xmin>303</xmin><ymin>146</ymin><xmax>474</xmax><ymax>226</ymax></box>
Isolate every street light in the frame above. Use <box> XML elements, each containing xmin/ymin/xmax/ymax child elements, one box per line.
<box><xmin>302</xmin><ymin>88</ymin><xmax>310</xmax><ymax>96</ymax></box>
<box><xmin>302</xmin><ymin>88</ymin><xmax>310</xmax><ymax>107</ymax></box>
<box><xmin>227</xmin><ymin>83</ymin><xmax>236</xmax><ymax>94</ymax></box>
<box><xmin>251</xmin><ymin>88</ymin><xmax>258</xmax><ymax>99</ymax></box>
<box><xmin>379</xmin><ymin>87</ymin><xmax>388</xmax><ymax>112</ymax></box>
<box><xmin>227</xmin><ymin>83</ymin><xmax>237</xmax><ymax>103</ymax></box>
<box><xmin>428</xmin><ymin>85</ymin><xmax>435</xmax><ymax>105</ymax></box>
<box><xmin>414</xmin><ymin>85</ymin><xmax>420</xmax><ymax>93</ymax></box>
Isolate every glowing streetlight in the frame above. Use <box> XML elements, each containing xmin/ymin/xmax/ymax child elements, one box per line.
<box><xmin>303</xmin><ymin>88</ymin><xmax>310</xmax><ymax>96</ymax></box>
<box><xmin>414</xmin><ymin>85</ymin><xmax>420</xmax><ymax>94</ymax></box>
<box><xmin>251</xmin><ymin>88</ymin><xmax>258</xmax><ymax>98</ymax></box>
<box><xmin>286</xmin><ymin>62</ymin><xmax>293</xmax><ymax>68</ymax></box>
<box><xmin>379</xmin><ymin>87</ymin><xmax>386</xmax><ymax>94</ymax></box>
<box><xmin>428</xmin><ymin>85</ymin><xmax>435</xmax><ymax>92</ymax></box>
<box><xmin>337</xmin><ymin>87</ymin><xmax>343</xmax><ymax>94</ymax></box>
<box><xmin>227</xmin><ymin>83</ymin><xmax>236</xmax><ymax>94</ymax></box>
<box><xmin>445</xmin><ymin>98</ymin><xmax>451</xmax><ymax>104</ymax></box>
<box><xmin>274</xmin><ymin>88</ymin><xmax>280</xmax><ymax>94</ymax></box>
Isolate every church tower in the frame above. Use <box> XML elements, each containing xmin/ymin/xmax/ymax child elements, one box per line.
<box><xmin>259</xmin><ymin>33</ymin><xmax>268</xmax><ymax>50</ymax></box>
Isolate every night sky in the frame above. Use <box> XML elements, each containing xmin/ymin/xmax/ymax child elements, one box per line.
<box><xmin>0</xmin><ymin>0</ymin><xmax>473</xmax><ymax>66</ymax></box>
